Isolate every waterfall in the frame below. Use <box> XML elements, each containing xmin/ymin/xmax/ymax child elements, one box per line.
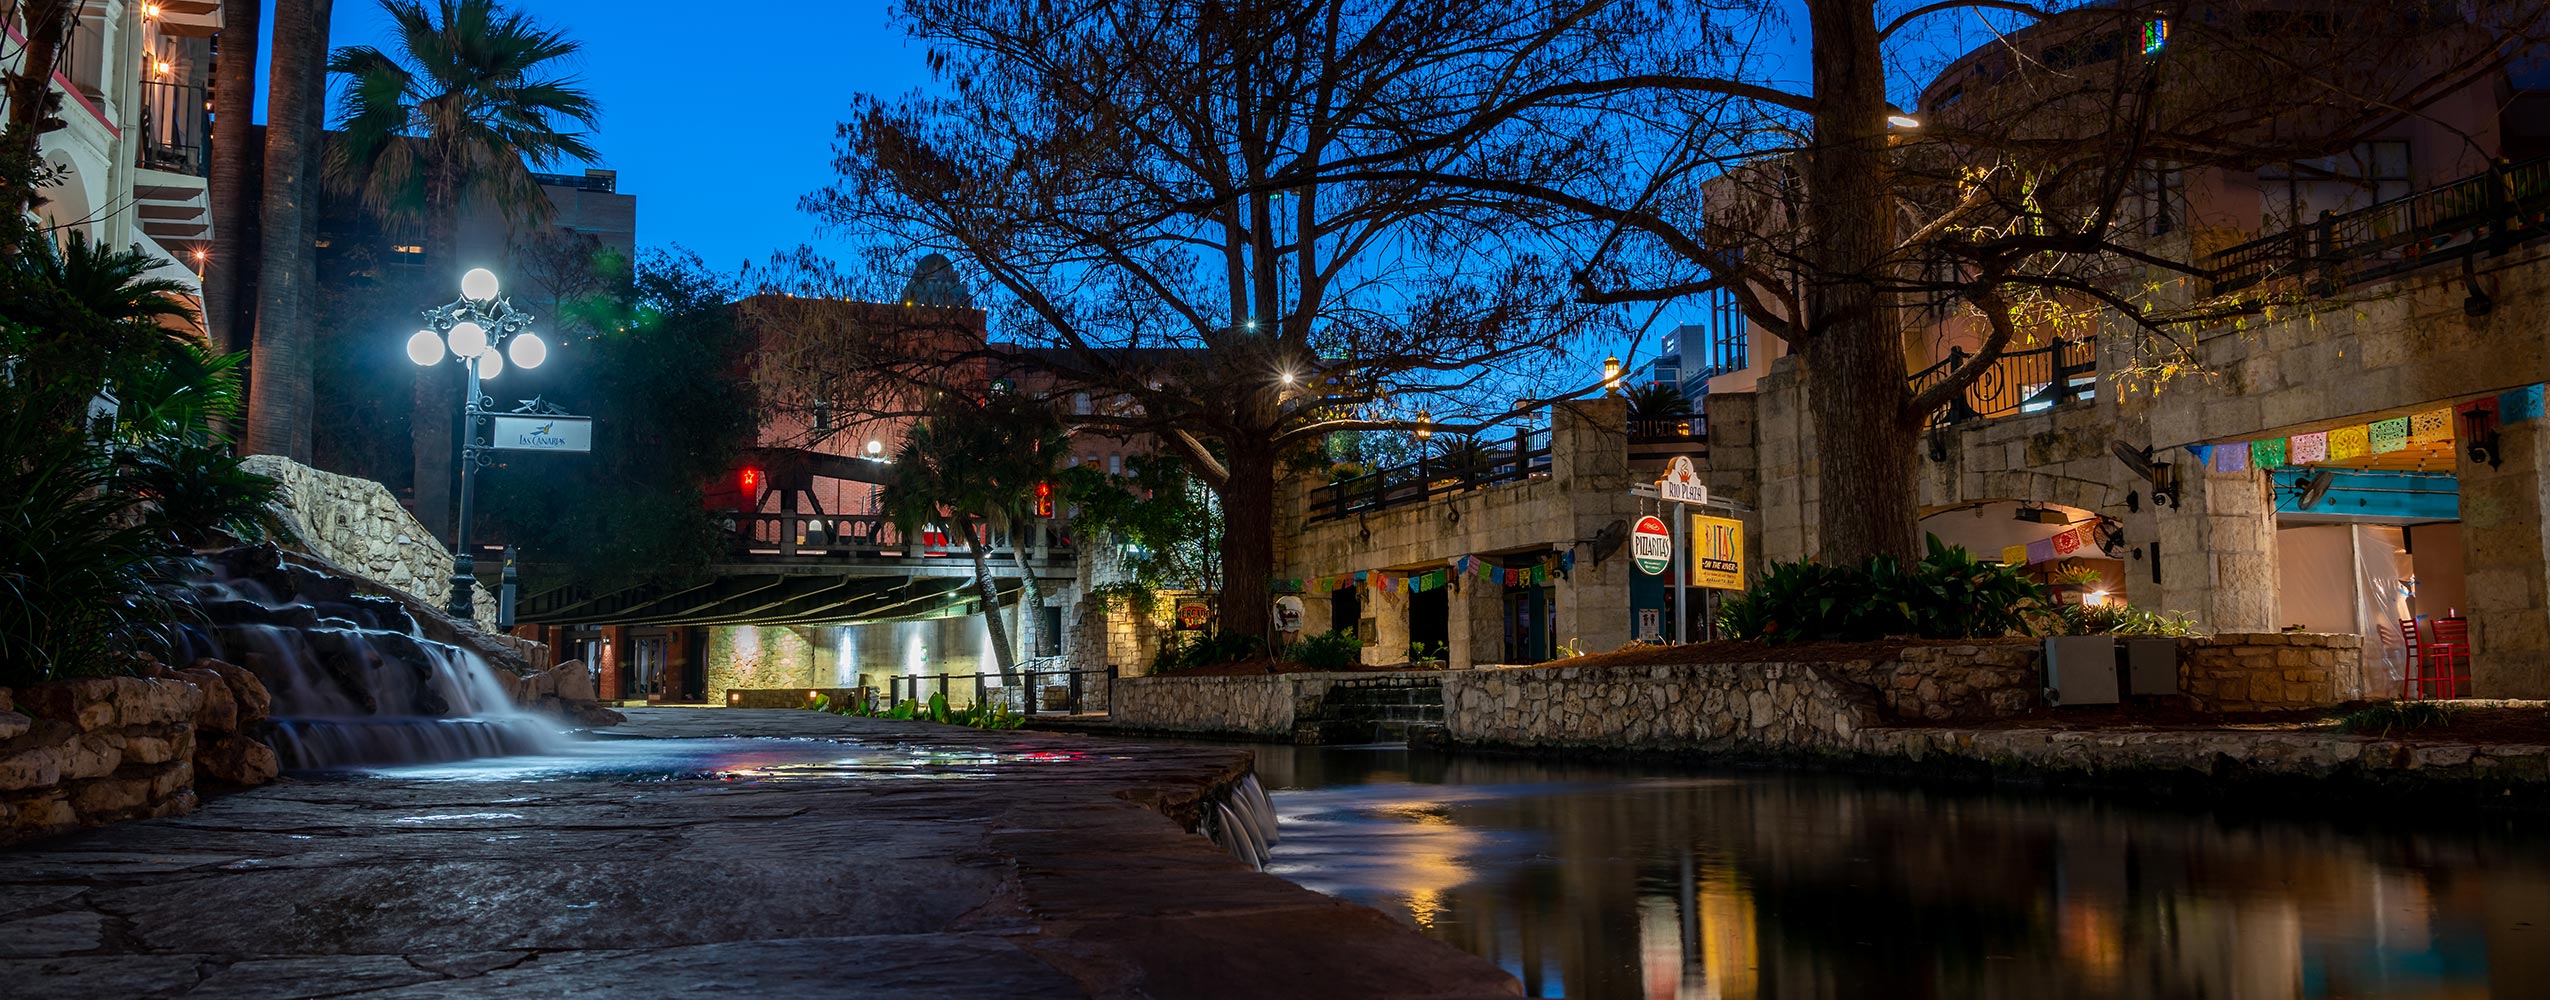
<box><xmin>1200</xmin><ymin>772</ymin><xmax>1282</xmax><ymax>870</ymax></box>
<box><xmin>181</xmin><ymin>552</ymin><xmax>565</xmax><ymax>770</ymax></box>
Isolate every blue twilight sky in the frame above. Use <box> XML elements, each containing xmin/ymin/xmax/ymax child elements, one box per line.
<box><xmin>257</xmin><ymin>0</ymin><xmax>933</xmax><ymax>270</ymax></box>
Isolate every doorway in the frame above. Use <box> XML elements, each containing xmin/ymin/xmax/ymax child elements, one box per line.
<box><xmin>1407</xmin><ymin>586</ymin><xmax>1449</xmax><ymax>661</ymax></box>
<box><xmin>1502</xmin><ymin>586</ymin><xmax>1552</xmax><ymax>663</ymax></box>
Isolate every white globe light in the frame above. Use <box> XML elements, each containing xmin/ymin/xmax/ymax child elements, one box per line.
<box><xmin>506</xmin><ymin>331</ymin><xmax>548</xmax><ymax>369</ymax></box>
<box><xmin>404</xmin><ymin>329</ymin><xmax>444</xmax><ymax>366</ymax></box>
<box><xmin>866</xmin><ymin>439</ymin><xmax>884</xmax><ymax>456</ymax></box>
<box><xmin>460</xmin><ymin>268</ymin><xmax>499</xmax><ymax>301</ymax></box>
<box><xmin>476</xmin><ymin>345</ymin><xmax>504</xmax><ymax>379</ymax></box>
<box><xmin>446</xmin><ymin>320</ymin><xmax>488</xmax><ymax>358</ymax></box>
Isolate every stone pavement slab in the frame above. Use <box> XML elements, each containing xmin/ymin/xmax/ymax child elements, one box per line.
<box><xmin>1</xmin><ymin>709</ymin><xmax>1518</xmax><ymax>999</ymax></box>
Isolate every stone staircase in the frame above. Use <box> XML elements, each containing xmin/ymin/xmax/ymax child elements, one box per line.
<box><xmin>1293</xmin><ymin>675</ymin><xmax>1445</xmax><ymax>745</ymax></box>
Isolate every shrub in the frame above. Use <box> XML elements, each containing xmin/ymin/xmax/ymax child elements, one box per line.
<box><xmin>1283</xmin><ymin>628</ymin><xmax>1362</xmax><ymax>671</ymax></box>
<box><xmin>1153</xmin><ymin>630</ymin><xmax>1264</xmax><ymax>672</ymax></box>
<box><xmin>0</xmin><ymin>408</ymin><xmax>176</xmax><ymax>686</ymax></box>
<box><xmin>2041</xmin><ymin>603</ymin><xmax>2201</xmax><ymax>637</ymax></box>
<box><xmin>2338</xmin><ymin>700</ymin><xmax>2456</xmax><ymax>736</ymax></box>
<box><xmin>1715</xmin><ymin>535</ymin><xmax>2047</xmax><ymax>644</ymax></box>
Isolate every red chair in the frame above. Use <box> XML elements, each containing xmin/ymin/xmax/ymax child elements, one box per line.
<box><xmin>2407</xmin><ymin>612</ymin><xmax>2468</xmax><ymax>698</ymax></box>
<box><xmin>2398</xmin><ymin>618</ymin><xmax>2422</xmax><ymax>701</ymax></box>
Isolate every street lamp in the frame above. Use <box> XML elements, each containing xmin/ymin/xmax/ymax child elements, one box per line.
<box><xmin>407</xmin><ymin>267</ymin><xmax>545</xmax><ymax>619</ymax></box>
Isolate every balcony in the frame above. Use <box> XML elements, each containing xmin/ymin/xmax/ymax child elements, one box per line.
<box><xmin>2209</xmin><ymin>154</ymin><xmax>2550</xmax><ymax>296</ymax></box>
<box><xmin>1908</xmin><ymin>340</ymin><xmax>2097</xmax><ymax>429</ymax></box>
<box><xmin>133</xmin><ymin>79</ymin><xmax>211</xmax><ymax>245</ymax></box>
<box><xmin>1311</xmin><ymin>427</ymin><xmax>1553</xmax><ymax>521</ymax></box>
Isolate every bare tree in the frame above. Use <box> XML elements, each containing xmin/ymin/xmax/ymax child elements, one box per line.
<box><xmin>1299</xmin><ymin>0</ymin><xmax>2550</xmax><ymax>566</ymax></box>
<box><xmin>798</xmin><ymin>0</ymin><xmax>1655</xmax><ymax>640</ymax></box>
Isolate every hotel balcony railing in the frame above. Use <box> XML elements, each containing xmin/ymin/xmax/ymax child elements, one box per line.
<box><xmin>1311</xmin><ymin>426</ymin><xmax>1553</xmax><ymax>521</ymax></box>
<box><xmin>2209</xmin><ymin>153</ymin><xmax>2550</xmax><ymax>296</ymax></box>
<box><xmin>1908</xmin><ymin>340</ymin><xmax>2098</xmax><ymax>429</ymax></box>
<box><xmin>136</xmin><ymin>80</ymin><xmax>209</xmax><ymax>176</ymax></box>
<box><xmin>1628</xmin><ymin>415</ymin><xmax>1707</xmax><ymax>442</ymax></box>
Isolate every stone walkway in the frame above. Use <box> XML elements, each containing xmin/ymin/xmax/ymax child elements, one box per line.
<box><xmin>1</xmin><ymin>709</ymin><xmax>1517</xmax><ymax>999</ymax></box>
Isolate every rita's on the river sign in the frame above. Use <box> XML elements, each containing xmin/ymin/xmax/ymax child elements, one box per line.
<box><xmin>1629</xmin><ymin>515</ymin><xmax>1672</xmax><ymax>575</ymax></box>
<box><xmin>1658</xmin><ymin>455</ymin><xmax>1708</xmax><ymax>505</ymax></box>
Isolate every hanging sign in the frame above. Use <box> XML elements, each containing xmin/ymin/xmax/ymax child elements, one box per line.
<box><xmin>1273</xmin><ymin>595</ymin><xmax>1305</xmax><ymax>633</ymax></box>
<box><xmin>1658</xmin><ymin>455</ymin><xmax>1709</xmax><ymax>505</ymax></box>
<box><xmin>1690</xmin><ymin>514</ymin><xmax>1746</xmax><ymax>590</ymax></box>
<box><xmin>488</xmin><ymin>414</ymin><xmax>594</xmax><ymax>453</ymax></box>
<box><xmin>1629</xmin><ymin>515</ymin><xmax>1673</xmax><ymax>575</ymax></box>
<box><xmin>1174</xmin><ymin>598</ymin><xmax>1213</xmax><ymax>630</ymax></box>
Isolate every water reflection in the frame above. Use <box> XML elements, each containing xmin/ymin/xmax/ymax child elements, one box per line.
<box><xmin>339</xmin><ymin>736</ymin><xmax>1119</xmax><ymax>783</ymax></box>
<box><xmin>1247</xmin><ymin>744</ymin><xmax>2550</xmax><ymax>1000</ymax></box>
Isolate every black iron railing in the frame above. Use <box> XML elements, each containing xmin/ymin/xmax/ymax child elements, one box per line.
<box><xmin>2209</xmin><ymin>154</ymin><xmax>2550</xmax><ymax>295</ymax></box>
<box><xmin>886</xmin><ymin>665</ymin><xmax>1117</xmax><ymax>715</ymax></box>
<box><xmin>723</xmin><ymin>512</ymin><xmax>1072</xmax><ymax>564</ymax></box>
<box><xmin>1907</xmin><ymin>340</ymin><xmax>2097</xmax><ymax>428</ymax></box>
<box><xmin>136</xmin><ymin>80</ymin><xmax>208</xmax><ymax>175</ymax></box>
<box><xmin>1628</xmin><ymin>415</ymin><xmax>1707</xmax><ymax>442</ymax></box>
<box><xmin>1311</xmin><ymin>426</ymin><xmax>1552</xmax><ymax>521</ymax></box>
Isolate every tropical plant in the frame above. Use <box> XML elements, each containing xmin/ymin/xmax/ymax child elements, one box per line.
<box><xmin>1152</xmin><ymin>630</ymin><xmax>1263</xmax><ymax>673</ymax></box>
<box><xmin>1714</xmin><ymin>536</ymin><xmax>2047</xmax><ymax>644</ymax></box>
<box><xmin>0</xmin><ymin>232</ymin><xmax>202</xmax><ymax>421</ymax></box>
<box><xmin>880</xmin><ymin>392</ymin><xmax>1069</xmax><ymax>678</ymax></box>
<box><xmin>1062</xmin><ymin>453</ymin><xmax>1222</xmax><ymax>604</ymax></box>
<box><xmin>123</xmin><ymin>440</ymin><xmax>288</xmax><ymax>546</ymax></box>
<box><xmin>1624</xmin><ymin>384</ymin><xmax>1693</xmax><ymax>423</ymax></box>
<box><xmin>2040</xmin><ymin>603</ymin><xmax>2201</xmax><ymax>638</ymax></box>
<box><xmin>0</xmin><ymin>406</ymin><xmax>177</xmax><ymax>686</ymax></box>
<box><xmin>327</xmin><ymin>0</ymin><xmax>601</xmax><ymax>262</ymax></box>
<box><xmin>1282</xmin><ymin>629</ymin><xmax>1362</xmax><ymax>671</ymax></box>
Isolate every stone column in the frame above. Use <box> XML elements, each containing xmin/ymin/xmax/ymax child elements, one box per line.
<box><xmin>1367</xmin><ymin>584</ymin><xmax>1410</xmax><ymax>666</ymax></box>
<box><xmin>597</xmin><ymin>626</ymin><xmax>627</xmax><ymax>701</ymax></box>
<box><xmin>1554</xmin><ymin>555</ymin><xmax>1631</xmax><ymax>658</ymax></box>
<box><xmin>1450</xmin><ymin>574</ymin><xmax>1504</xmax><ymax>668</ymax></box>
<box><xmin>2458</xmin><ymin>420</ymin><xmax>2550</xmax><ymax>697</ymax></box>
<box><xmin>2149</xmin><ymin>465</ymin><xmax>2278</xmax><ymax>632</ymax></box>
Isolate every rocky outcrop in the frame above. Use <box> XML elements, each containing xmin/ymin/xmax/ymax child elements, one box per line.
<box><xmin>240</xmin><ymin>455</ymin><xmax>499</xmax><ymax>625</ymax></box>
<box><xmin>511</xmin><ymin>661</ymin><xmax>625</xmax><ymax>728</ymax></box>
<box><xmin>0</xmin><ymin>657</ymin><xmax>278</xmax><ymax>845</ymax></box>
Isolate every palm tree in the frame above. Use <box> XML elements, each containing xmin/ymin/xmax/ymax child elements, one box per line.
<box><xmin>242</xmin><ymin>0</ymin><xmax>332</xmax><ymax>460</ymax></box>
<box><xmin>325</xmin><ymin>0</ymin><xmax>599</xmax><ymax>536</ymax></box>
<box><xmin>326</xmin><ymin>0</ymin><xmax>601</xmax><ymax>263</ymax></box>
<box><xmin>880</xmin><ymin>394</ymin><xmax>1068</xmax><ymax>679</ymax></box>
<box><xmin>203</xmin><ymin>0</ymin><xmax>260</xmax><ymax>356</ymax></box>
<box><xmin>1625</xmin><ymin>383</ymin><xmax>1695</xmax><ymax>424</ymax></box>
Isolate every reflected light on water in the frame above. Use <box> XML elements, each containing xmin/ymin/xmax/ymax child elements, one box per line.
<box><xmin>1233</xmin><ymin>742</ymin><xmax>2550</xmax><ymax>1000</ymax></box>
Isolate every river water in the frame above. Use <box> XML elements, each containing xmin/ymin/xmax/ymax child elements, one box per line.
<box><xmin>1243</xmin><ymin>743</ymin><xmax>2549</xmax><ymax>1000</ymax></box>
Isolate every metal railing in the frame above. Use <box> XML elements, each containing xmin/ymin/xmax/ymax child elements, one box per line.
<box><xmin>1311</xmin><ymin>426</ymin><xmax>1553</xmax><ymax>521</ymax></box>
<box><xmin>1628</xmin><ymin>415</ymin><xmax>1707</xmax><ymax>441</ymax></box>
<box><xmin>1907</xmin><ymin>340</ymin><xmax>2098</xmax><ymax>428</ymax></box>
<box><xmin>886</xmin><ymin>665</ymin><xmax>1117</xmax><ymax>715</ymax></box>
<box><xmin>2209</xmin><ymin>154</ymin><xmax>2550</xmax><ymax>295</ymax></box>
<box><xmin>136</xmin><ymin>80</ymin><xmax>207</xmax><ymax>175</ymax></box>
<box><xmin>723</xmin><ymin>512</ymin><xmax>1073</xmax><ymax>564</ymax></box>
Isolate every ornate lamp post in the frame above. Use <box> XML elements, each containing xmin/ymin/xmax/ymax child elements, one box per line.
<box><xmin>406</xmin><ymin>268</ymin><xmax>548</xmax><ymax>619</ymax></box>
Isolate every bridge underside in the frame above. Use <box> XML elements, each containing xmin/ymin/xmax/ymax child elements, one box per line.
<box><xmin>519</xmin><ymin>571</ymin><xmax>1025</xmax><ymax>629</ymax></box>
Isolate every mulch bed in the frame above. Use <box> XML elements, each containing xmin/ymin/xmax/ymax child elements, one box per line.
<box><xmin>1972</xmin><ymin>703</ymin><xmax>2550</xmax><ymax>743</ymax></box>
<box><xmin>1543</xmin><ymin>637</ymin><xmax>1997</xmax><ymax>670</ymax></box>
<box><xmin>1155</xmin><ymin>656</ymin><xmax>1433</xmax><ymax>677</ymax></box>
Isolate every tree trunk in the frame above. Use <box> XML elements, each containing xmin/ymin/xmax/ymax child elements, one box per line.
<box><xmin>0</xmin><ymin>0</ymin><xmax>75</xmax><ymax>229</ymax></box>
<box><xmin>243</xmin><ymin>0</ymin><xmax>326</xmax><ymax>460</ymax></box>
<box><xmin>1800</xmin><ymin>0</ymin><xmax>1920</xmax><ymax>566</ymax></box>
<box><xmin>966</xmin><ymin>517</ymin><xmax>1017</xmax><ymax>678</ymax></box>
<box><xmin>204</xmin><ymin>0</ymin><xmax>260</xmax><ymax>355</ymax></box>
<box><xmin>411</xmin><ymin>169</ymin><xmax>464</xmax><ymax>538</ymax></box>
<box><xmin>1217</xmin><ymin>442</ymin><xmax>1276</xmax><ymax>645</ymax></box>
<box><xmin>287</xmin><ymin>0</ymin><xmax>331</xmax><ymax>461</ymax></box>
<box><xmin>1009</xmin><ymin>533</ymin><xmax>1045</xmax><ymax>661</ymax></box>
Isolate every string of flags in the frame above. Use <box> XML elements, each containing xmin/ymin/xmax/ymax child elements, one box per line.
<box><xmin>1273</xmin><ymin>550</ymin><xmax>1579</xmax><ymax>595</ymax></box>
<box><xmin>2000</xmin><ymin>522</ymin><xmax>2101</xmax><ymax>568</ymax></box>
<box><xmin>2193</xmin><ymin>384</ymin><xmax>2543</xmax><ymax>473</ymax></box>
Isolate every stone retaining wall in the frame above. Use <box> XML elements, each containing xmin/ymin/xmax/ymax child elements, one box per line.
<box><xmin>2181</xmin><ymin>633</ymin><xmax>2361</xmax><ymax>711</ymax></box>
<box><xmin>243</xmin><ymin>456</ymin><xmax>496</xmax><ymax>625</ymax></box>
<box><xmin>1110</xmin><ymin>672</ymin><xmax>1447</xmax><ymax>740</ymax></box>
<box><xmin>1</xmin><ymin>659</ymin><xmax>278</xmax><ymax>844</ymax></box>
<box><xmin>1442</xmin><ymin>662</ymin><xmax>1881</xmax><ymax>749</ymax></box>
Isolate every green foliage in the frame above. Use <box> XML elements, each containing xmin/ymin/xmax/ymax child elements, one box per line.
<box><xmin>1153</xmin><ymin>630</ymin><xmax>1264</xmax><ymax>672</ymax></box>
<box><xmin>1282</xmin><ymin>628</ymin><xmax>1362</xmax><ymax>671</ymax></box>
<box><xmin>326</xmin><ymin>0</ymin><xmax>602</xmax><ymax>232</ymax></box>
<box><xmin>2040</xmin><ymin>603</ymin><xmax>2201</xmax><ymax>637</ymax></box>
<box><xmin>1624</xmin><ymin>383</ymin><xmax>1693</xmax><ymax>422</ymax></box>
<box><xmin>2338</xmin><ymin>700</ymin><xmax>2457</xmax><ymax>736</ymax></box>
<box><xmin>1408</xmin><ymin>640</ymin><xmax>1449</xmax><ymax>668</ymax></box>
<box><xmin>926</xmin><ymin>691</ymin><xmax>951</xmax><ymax>724</ymax></box>
<box><xmin>882</xmin><ymin>392</ymin><xmax>1070</xmax><ymax>543</ymax></box>
<box><xmin>0</xmin><ymin>406</ymin><xmax>177</xmax><ymax>686</ymax></box>
<box><xmin>124</xmin><ymin>439</ymin><xmax>288</xmax><ymax>546</ymax></box>
<box><xmin>1060</xmin><ymin>453</ymin><xmax>1222</xmax><ymax>600</ymax></box>
<box><xmin>1715</xmin><ymin>536</ymin><xmax>2048</xmax><ymax>644</ymax></box>
<box><xmin>476</xmin><ymin>249</ymin><xmax>759</xmax><ymax>590</ymax></box>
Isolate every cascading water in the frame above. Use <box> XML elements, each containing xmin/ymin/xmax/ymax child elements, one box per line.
<box><xmin>1200</xmin><ymin>772</ymin><xmax>1282</xmax><ymax>870</ymax></box>
<box><xmin>174</xmin><ymin>549</ymin><xmax>566</xmax><ymax>770</ymax></box>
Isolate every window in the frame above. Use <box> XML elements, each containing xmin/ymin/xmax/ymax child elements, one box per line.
<box><xmin>2138</xmin><ymin>163</ymin><xmax>2185</xmax><ymax>236</ymax></box>
<box><xmin>1072</xmin><ymin>392</ymin><xmax>1091</xmax><ymax>415</ymax></box>
<box><xmin>1108</xmin><ymin>454</ymin><xmax>1122</xmax><ymax>475</ymax></box>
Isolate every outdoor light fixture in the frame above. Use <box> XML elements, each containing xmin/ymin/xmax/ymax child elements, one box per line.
<box><xmin>1603</xmin><ymin>356</ymin><xmax>1623</xmax><ymax>393</ymax></box>
<box><xmin>866</xmin><ymin>439</ymin><xmax>885</xmax><ymax>457</ymax></box>
<box><xmin>460</xmin><ymin>267</ymin><xmax>500</xmax><ymax>301</ymax></box>
<box><xmin>2084</xmin><ymin>590</ymin><xmax>2110</xmax><ymax>607</ymax></box>
<box><xmin>1414</xmin><ymin>409</ymin><xmax>1433</xmax><ymax>441</ymax></box>
<box><xmin>2014</xmin><ymin>506</ymin><xmax>2069</xmax><ymax>525</ymax></box>
<box><xmin>1887</xmin><ymin>112</ymin><xmax>1922</xmax><ymax>129</ymax></box>
<box><xmin>410</xmin><ymin>269</ymin><xmax>548</xmax><ymax>618</ymax></box>
<box><xmin>1279</xmin><ymin>370</ymin><xmax>1296</xmax><ymax>385</ymax></box>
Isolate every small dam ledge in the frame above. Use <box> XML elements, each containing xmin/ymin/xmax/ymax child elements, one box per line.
<box><xmin>1091</xmin><ymin>665</ymin><xmax>2550</xmax><ymax>811</ymax></box>
<box><xmin>0</xmin><ymin>709</ymin><xmax>1518</xmax><ymax>1000</ymax></box>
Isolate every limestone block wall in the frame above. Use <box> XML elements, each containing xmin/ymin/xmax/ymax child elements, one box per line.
<box><xmin>2180</xmin><ymin>633</ymin><xmax>2362</xmax><ymax>712</ymax></box>
<box><xmin>1441</xmin><ymin>661</ymin><xmax>1884</xmax><ymax>750</ymax></box>
<box><xmin>0</xmin><ymin>662</ymin><xmax>277</xmax><ymax>845</ymax></box>
<box><xmin>1858</xmin><ymin>642</ymin><xmax>2043</xmax><ymax>722</ymax></box>
<box><xmin>243</xmin><ymin>456</ymin><xmax>497</xmax><ymax>625</ymax></box>
<box><xmin>1111</xmin><ymin>674</ymin><xmax>1305</xmax><ymax>737</ymax></box>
